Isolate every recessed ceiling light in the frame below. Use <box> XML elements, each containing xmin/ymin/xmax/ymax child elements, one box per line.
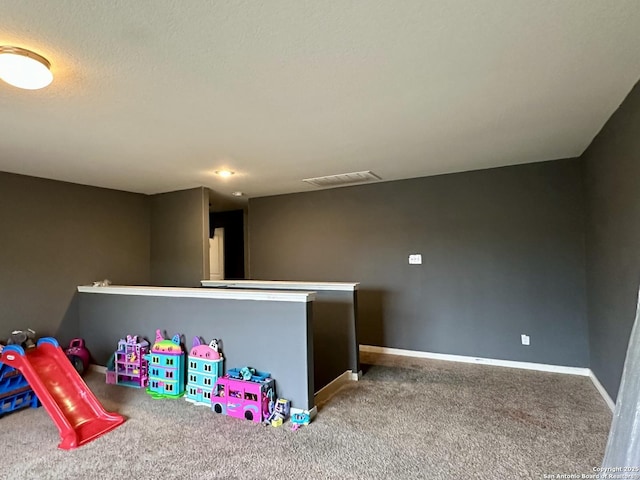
<box><xmin>231</xmin><ymin>191</ymin><xmax>244</xmax><ymax>197</ymax></box>
<box><xmin>215</xmin><ymin>170</ymin><xmax>235</xmax><ymax>178</ymax></box>
<box><xmin>0</xmin><ymin>46</ymin><xmax>53</xmax><ymax>90</ymax></box>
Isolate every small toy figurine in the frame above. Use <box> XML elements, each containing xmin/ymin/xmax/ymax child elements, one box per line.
<box><xmin>210</xmin><ymin>338</ymin><xmax>221</xmax><ymax>356</ymax></box>
<box><xmin>239</xmin><ymin>366</ymin><xmax>256</xmax><ymax>381</ymax></box>
<box><xmin>261</xmin><ymin>387</ymin><xmax>276</xmax><ymax>424</ymax></box>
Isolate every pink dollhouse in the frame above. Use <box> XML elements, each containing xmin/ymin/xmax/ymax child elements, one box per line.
<box><xmin>107</xmin><ymin>335</ymin><xmax>149</xmax><ymax>388</ymax></box>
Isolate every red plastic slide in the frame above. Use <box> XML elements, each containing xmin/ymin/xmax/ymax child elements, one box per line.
<box><xmin>0</xmin><ymin>337</ymin><xmax>124</xmax><ymax>450</ymax></box>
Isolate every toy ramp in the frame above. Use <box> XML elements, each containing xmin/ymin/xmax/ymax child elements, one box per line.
<box><xmin>0</xmin><ymin>337</ymin><xmax>124</xmax><ymax>450</ymax></box>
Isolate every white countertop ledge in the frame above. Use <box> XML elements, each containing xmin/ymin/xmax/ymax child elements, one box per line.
<box><xmin>201</xmin><ymin>280</ymin><xmax>359</xmax><ymax>292</ymax></box>
<box><xmin>77</xmin><ymin>285</ymin><xmax>316</xmax><ymax>302</ymax></box>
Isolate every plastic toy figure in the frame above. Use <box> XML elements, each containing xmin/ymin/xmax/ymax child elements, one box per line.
<box><xmin>265</xmin><ymin>398</ymin><xmax>290</xmax><ymax>427</ymax></box>
<box><xmin>239</xmin><ymin>366</ymin><xmax>256</xmax><ymax>380</ymax></box>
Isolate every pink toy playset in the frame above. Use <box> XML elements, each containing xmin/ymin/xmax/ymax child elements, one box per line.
<box><xmin>106</xmin><ymin>335</ymin><xmax>150</xmax><ymax>388</ymax></box>
<box><xmin>144</xmin><ymin>330</ymin><xmax>185</xmax><ymax>399</ymax></box>
<box><xmin>211</xmin><ymin>368</ymin><xmax>275</xmax><ymax>423</ymax></box>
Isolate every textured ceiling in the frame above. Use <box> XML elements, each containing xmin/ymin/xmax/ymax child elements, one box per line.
<box><xmin>2</xmin><ymin>1</ymin><xmax>640</xmax><ymax>199</ymax></box>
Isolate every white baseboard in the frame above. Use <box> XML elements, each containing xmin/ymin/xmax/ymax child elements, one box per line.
<box><xmin>89</xmin><ymin>364</ymin><xmax>107</xmax><ymax>374</ymax></box>
<box><xmin>290</xmin><ymin>405</ymin><xmax>318</xmax><ymax>421</ymax></box>
<box><xmin>588</xmin><ymin>370</ymin><xmax>615</xmax><ymax>412</ymax></box>
<box><xmin>360</xmin><ymin>344</ymin><xmax>615</xmax><ymax>412</ymax></box>
<box><xmin>314</xmin><ymin>370</ymin><xmax>357</xmax><ymax>408</ymax></box>
<box><xmin>360</xmin><ymin>345</ymin><xmax>591</xmax><ymax>376</ymax></box>
<box><xmin>95</xmin><ymin>351</ymin><xmax>615</xmax><ymax>414</ymax></box>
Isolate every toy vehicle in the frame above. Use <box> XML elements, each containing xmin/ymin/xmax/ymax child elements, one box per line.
<box><xmin>64</xmin><ymin>338</ymin><xmax>91</xmax><ymax>375</ymax></box>
<box><xmin>211</xmin><ymin>368</ymin><xmax>275</xmax><ymax>423</ymax></box>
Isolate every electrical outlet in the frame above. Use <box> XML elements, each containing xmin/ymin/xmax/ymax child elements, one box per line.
<box><xmin>408</xmin><ymin>254</ymin><xmax>422</xmax><ymax>265</ymax></box>
<box><xmin>521</xmin><ymin>334</ymin><xmax>530</xmax><ymax>346</ymax></box>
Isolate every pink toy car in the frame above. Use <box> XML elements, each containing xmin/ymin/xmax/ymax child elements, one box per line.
<box><xmin>211</xmin><ymin>369</ymin><xmax>275</xmax><ymax>423</ymax></box>
<box><xmin>65</xmin><ymin>338</ymin><xmax>91</xmax><ymax>376</ymax></box>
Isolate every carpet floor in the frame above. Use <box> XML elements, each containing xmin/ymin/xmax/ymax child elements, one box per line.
<box><xmin>0</xmin><ymin>352</ymin><xmax>612</xmax><ymax>479</ymax></box>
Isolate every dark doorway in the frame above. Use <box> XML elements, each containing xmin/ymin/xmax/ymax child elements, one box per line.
<box><xmin>210</xmin><ymin>210</ymin><xmax>245</xmax><ymax>279</ymax></box>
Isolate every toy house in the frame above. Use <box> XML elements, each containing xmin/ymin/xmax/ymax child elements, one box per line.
<box><xmin>0</xmin><ymin>361</ymin><xmax>39</xmax><ymax>416</ymax></box>
<box><xmin>144</xmin><ymin>330</ymin><xmax>185</xmax><ymax>399</ymax></box>
<box><xmin>107</xmin><ymin>335</ymin><xmax>149</xmax><ymax>388</ymax></box>
<box><xmin>185</xmin><ymin>337</ymin><xmax>223</xmax><ymax>406</ymax></box>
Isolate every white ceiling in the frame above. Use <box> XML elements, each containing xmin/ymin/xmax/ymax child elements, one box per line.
<box><xmin>2</xmin><ymin>1</ymin><xmax>640</xmax><ymax>199</ymax></box>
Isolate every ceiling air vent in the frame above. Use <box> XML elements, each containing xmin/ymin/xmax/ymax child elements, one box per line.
<box><xmin>302</xmin><ymin>170</ymin><xmax>382</xmax><ymax>188</ymax></box>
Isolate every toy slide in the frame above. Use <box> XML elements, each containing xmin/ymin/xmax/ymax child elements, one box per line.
<box><xmin>0</xmin><ymin>337</ymin><xmax>124</xmax><ymax>450</ymax></box>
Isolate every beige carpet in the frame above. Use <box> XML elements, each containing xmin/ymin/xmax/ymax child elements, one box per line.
<box><xmin>0</xmin><ymin>352</ymin><xmax>611</xmax><ymax>479</ymax></box>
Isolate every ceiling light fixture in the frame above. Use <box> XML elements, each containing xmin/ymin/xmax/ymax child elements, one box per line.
<box><xmin>215</xmin><ymin>170</ymin><xmax>235</xmax><ymax>178</ymax></box>
<box><xmin>0</xmin><ymin>46</ymin><xmax>53</xmax><ymax>90</ymax></box>
<box><xmin>231</xmin><ymin>191</ymin><xmax>244</xmax><ymax>197</ymax></box>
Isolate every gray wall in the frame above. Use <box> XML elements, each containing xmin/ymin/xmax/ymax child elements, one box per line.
<box><xmin>0</xmin><ymin>172</ymin><xmax>150</xmax><ymax>343</ymax></box>
<box><xmin>300</xmin><ymin>289</ymin><xmax>358</xmax><ymax>390</ymax></box>
<box><xmin>583</xmin><ymin>80</ymin><xmax>640</xmax><ymax>401</ymax></box>
<box><xmin>78</xmin><ymin>293</ymin><xmax>314</xmax><ymax>410</ymax></box>
<box><xmin>151</xmin><ymin>187</ymin><xmax>209</xmax><ymax>287</ymax></box>
<box><xmin>249</xmin><ymin>159</ymin><xmax>589</xmax><ymax>367</ymax></box>
<box><xmin>203</xmin><ymin>284</ymin><xmax>359</xmax><ymax>391</ymax></box>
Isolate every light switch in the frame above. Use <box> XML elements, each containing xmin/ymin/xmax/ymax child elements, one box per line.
<box><xmin>408</xmin><ymin>254</ymin><xmax>422</xmax><ymax>265</ymax></box>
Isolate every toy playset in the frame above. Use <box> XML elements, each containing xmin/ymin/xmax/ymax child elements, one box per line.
<box><xmin>106</xmin><ymin>335</ymin><xmax>150</xmax><ymax>388</ymax></box>
<box><xmin>144</xmin><ymin>330</ymin><xmax>185</xmax><ymax>399</ymax></box>
<box><xmin>1</xmin><ymin>322</ymin><xmax>318</xmax><ymax>450</ymax></box>
<box><xmin>0</xmin><ymin>337</ymin><xmax>124</xmax><ymax>449</ymax></box>
<box><xmin>211</xmin><ymin>368</ymin><xmax>275</xmax><ymax>423</ymax></box>
<box><xmin>186</xmin><ymin>337</ymin><xmax>224</xmax><ymax>406</ymax></box>
<box><xmin>265</xmin><ymin>398</ymin><xmax>291</xmax><ymax>427</ymax></box>
<box><xmin>99</xmin><ymin>328</ymin><xmax>315</xmax><ymax>429</ymax></box>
